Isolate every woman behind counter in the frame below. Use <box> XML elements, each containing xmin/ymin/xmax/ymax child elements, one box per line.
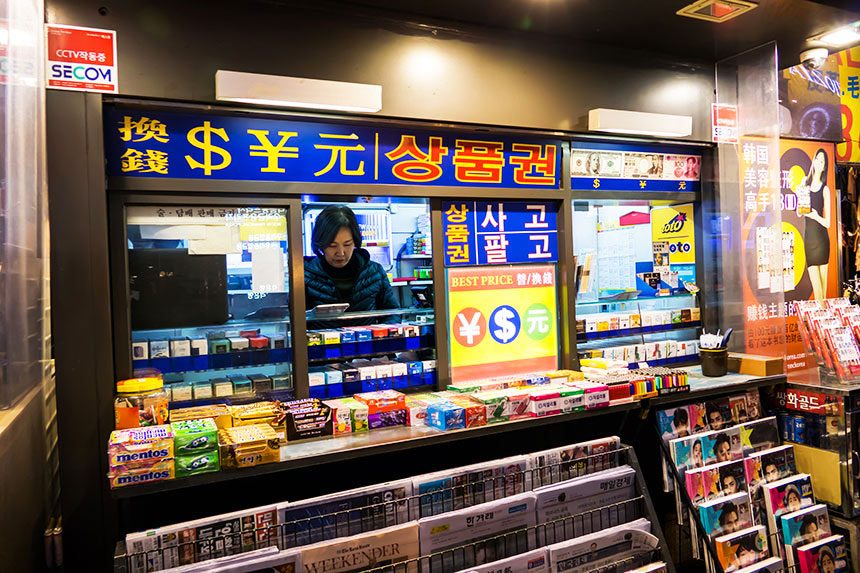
<box><xmin>304</xmin><ymin>204</ymin><xmax>399</xmax><ymax>312</ymax></box>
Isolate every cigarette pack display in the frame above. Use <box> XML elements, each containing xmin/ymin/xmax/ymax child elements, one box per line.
<box><xmin>320</xmin><ymin>330</ymin><xmax>340</xmax><ymax>345</ymax></box>
<box><xmin>427</xmin><ymin>401</ymin><xmax>466</xmax><ymax>430</ymax></box>
<box><xmin>744</xmin><ymin>445</ymin><xmax>797</xmax><ymax>525</ymax></box>
<box><xmin>247</xmin><ymin>336</ymin><xmax>270</xmax><ymax>349</ymax></box>
<box><xmin>418</xmin><ymin>493</ymin><xmax>537</xmax><ymax>573</ymax></box>
<box><xmin>371</xmin><ymin>360</ymin><xmax>393</xmax><ymax>379</ymax></box>
<box><xmin>368</xmin><ymin>408</ymin><xmax>407</xmax><ymax>430</ymax></box>
<box><xmin>108</xmin><ymin>425</ymin><xmax>174</xmax><ymax>468</ymax></box>
<box><xmin>175</xmin><ymin>450</ymin><xmax>220</xmax><ymax>478</ymax></box>
<box><xmin>230</xmin><ymin>402</ymin><xmax>286</xmax><ymax>441</ymax></box>
<box><xmin>308</xmin><ymin>369</ymin><xmax>326</xmax><ymax>387</ymax></box>
<box><xmin>248</xmin><ymin>374</ymin><xmax>273</xmax><ymax>393</ymax></box>
<box><xmin>218</xmin><ymin>424</ymin><xmax>280</xmax><ymax>469</ymax></box>
<box><xmin>780</xmin><ymin>504</ymin><xmax>831</xmax><ymax>568</ymax></box>
<box><xmin>282</xmin><ymin>402</ymin><xmax>333</xmax><ymax>441</ymax></box>
<box><xmin>269</xmin><ymin>334</ymin><xmax>286</xmax><ymax>349</ymax></box>
<box><xmin>307</xmin><ymin>332</ymin><xmax>323</xmax><ymax>346</ymax></box>
<box><xmin>212</xmin><ymin>378</ymin><xmax>234</xmax><ymax>397</ymax></box>
<box><xmin>231</xmin><ymin>376</ymin><xmax>252</xmax><ymax>394</ymax></box>
<box><xmin>353</xmin><ymin>390</ymin><xmax>406</xmax><ymax>414</ymax></box>
<box><xmin>125</xmin><ymin>504</ymin><xmax>279</xmax><ymax>571</ymax></box>
<box><xmin>370</xmin><ymin>326</ymin><xmax>388</xmax><ymax>338</ymax></box>
<box><xmin>227</xmin><ymin>337</ymin><xmax>250</xmax><ymax>351</ymax></box>
<box><xmin>763</xmin><ymin>473</ymin><xmax>814</xmax><ymax>540</ymax></box>
<box><xmin>171</xmin><ymin>419</ymin><xmax>218</xmax><ymax>454</ymax></box>
<box><xmin>192</xmin><ymin>382</ymin><xmax>213</xmax><ymax>400</ymax></box>
<box><xmin>150</xmin><ymin>340</ymin><xmax>170</xmax><ymax>358</ymax></box>
<box><xmin>422</xmin><ymin>359</ymin><xmax>437</xmax><ymax>373</ymax></box>
<box><xmin>299</xmin><ymin>523</ymin><xmax>419</xmax><ymax>573</ymax></box>
<box><xmin>169</xmin><ymin>383</ymin><xmax>193</xmax><ymax>402</ymax></box>
<box><xmin>109</xmin><ymin>459</ymin><xmax>175</xmax><ymax>489</ymax></box>
<box><xmin>169</xmin><ymin>404</ymin><xmax>232</xmax><ymax>429</ymax></box>
<box><xmin>350</xmin><ymin>328</ymin><xmax>372</xmax><ymax>342</ymax></box>
<box><xmin>545</xmin><ymin>518</ymin><xmax>656</xmax><ymax>573</ymax></box>
<box><xmin>526</xmin><ymin>437</ymin><xmax>621</xmax><ymax>488</ymax></box>
<box><xmin>714</xmin><ymin>525</ymin><xmax>769</xmax><ymax>573</ymax></box>
<box><xmin>698</xmin><ymin>492</ymin><xmax>752</xmax><ymax>540</ymax></box>
<box><xmin>278</xmin><ymin>479</ymin><xmax>412</xmax><ymax>547</ymax></box>
<box><xmin>452</xmin><ymin>547</ymin><xmax>549</xmax><ymax>573</ymax></box>
<box><xmin>272</xmin><ymin>374</ymin><xmax>292</xmax><ymax>390</ymax></box>
<box><xmin>796</xmin><ymin>535</ymin><xmax>849</xmax><ymax>573</ymax></box>
<box><xmin>132</xmin><ymin>341</ymin><xmax>149</xmax><ymax>360</ymax></box>
<box><xmin>411</xmin><ymin>456</ymin><xmax>528</xmax><ymax>519</ymax></box>
<box><xmin>355</xmin><ymin>363</ymin><xmax>377</xmax><ymax>381</ymax></box>
<box><xmin>189</xmin><ymin>338</ymin><xmax>208</xmax><ymax>356</ymax></box>
<box><xmin>170</xmin><ymin>339</ymin><xmax>191</xmax><ymax>357</ymax></box>
<box><xmin>208</xmin><ymin>338</ymin><xmax>230</xmax><ymax>354</ymax></box>
<box><xmin>739</xmin><ymin>417</ymin><xmax>780</xmax><ymax>454</ymax></box>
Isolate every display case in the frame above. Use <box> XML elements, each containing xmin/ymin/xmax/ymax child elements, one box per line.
<box><xmin>766</xmin><ymin>375</ymin><xmax>860</xmax><ymax>518</ymax></box>
<box><xmin>119</xmin><ymin>204</ymin><xmax>296</xmax><ymax>407</ymax></box>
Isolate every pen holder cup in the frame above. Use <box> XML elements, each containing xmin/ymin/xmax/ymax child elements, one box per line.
<box><xmin>700</xmin><ymin>348</ymin><xmax>728</xmax><ymax>377</ymax></box>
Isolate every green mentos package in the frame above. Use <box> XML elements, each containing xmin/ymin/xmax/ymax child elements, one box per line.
<box><xmin>170</xmin><ymin>418</ymin><xmax>218</xmax><ymax>454</ymax></box>
<box><xmin>175</xmin><ymin>450</ymin><xmax>220</xmax><ymax>478</ymax></box>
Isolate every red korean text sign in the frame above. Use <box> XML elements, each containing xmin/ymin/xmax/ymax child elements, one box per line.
<box><xmin>46</xmin><ymin>24</ymin><xmax>117</xmax><ymax>93</ymax></box>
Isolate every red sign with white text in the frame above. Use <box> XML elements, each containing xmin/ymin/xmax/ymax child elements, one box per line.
<box><xmin>712</xmin><ymin>103</ymin><xmax>738</xmax><ymax>143</ymax></box>
<box><xmin>46</xmin><ymin>24</ymin><xmax>117</xmax><ymax>93</ymax></box>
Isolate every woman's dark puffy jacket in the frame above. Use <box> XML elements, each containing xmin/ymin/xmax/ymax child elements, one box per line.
<box><xmin>303</xmin><ymin>248</ymin><xmax>398</xmax><ymax>311</ymax></box>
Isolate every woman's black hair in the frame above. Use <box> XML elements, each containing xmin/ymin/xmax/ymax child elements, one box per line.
<box><xmin>713</xmin><ymin>433</ymin><xmax>731</xmax><ymax>456</ymax></box>
<box><xmin>783</xmin><ymin>484</ymin><xmax>802</xmax><ymax>507</ymax></box>
<box><xmin>804</xmin><ymin>148</ymin><xmax>829</xmax><ymax>187</ymax></box>
<box><xmin>311</xmin><ymin>205</ymin><xmax>363</xmax><ymax>256</ymax></box>
<box><xmin>736</xmin><ymin>535</ymin><xmax>759</xmax><ymax>553</ymax></box>
<box><xmin>673</xmin><ymin>408</ymin><xmax>689</xmax><ymax>428</ymax></box>
<box><xmin>800</xmin><ymin>515</ymin><xmax>818</xmax><ymax>535</ymax></box>
<box><xmin>817</xmin><ymin>546</ymin><xmax>835</xmax><ymax>569</ymax></box>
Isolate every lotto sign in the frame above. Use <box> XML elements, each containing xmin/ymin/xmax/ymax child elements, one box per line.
<box><xmin>46</xmin><ymin>24</ymin><xmax>117</xmax><ymax>93</ymax></box>
<box><xmin>447</xmin><ymin>264</ymin><xmax>558</xmax><ymax>382</ymax></box>
<box><xmin>651</xmin><ymin>204</ymin><xmax>696</xmax><ymax>265</ymax></box>
<box><xmin>712</xmin><ymin>103</ymin><xmax>738</xmax><ymax>144</ymax></box>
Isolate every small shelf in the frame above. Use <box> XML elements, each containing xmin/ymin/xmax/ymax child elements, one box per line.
<box><xmin>310</xmin><ymin>372</ymin><xmax>438</xmax><ymax>399</ymax></box>
<box><xmin>575</xmin><ymin>293</ymin><xmax>695</xmax><ymax>309</ymax></box>
<box><xmin>399</xmin><ymin>254</ymin><xmax>433</xmax><ymax>259</ymax></box>
<box><xmin>307</xmin><ymin>334</ymin><xmax>435</xmax><ymax>362</ymax></box>
<box><xmin>134</xmin><ymin>347</ymin><xmax>293</xmax><ymax>375</ymax></box>
<box><xmin>577</xmin><ymin>321</ymin><xmax>701</xmax><ymax>342</ymax></box>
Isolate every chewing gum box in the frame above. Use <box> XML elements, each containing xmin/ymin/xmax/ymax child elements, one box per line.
<box><xmin>426</xmin><ymin>402</ymin><xmax>465</xmax><ymax>431</ymax></box>
<box><xmin>568</xmin><ymin>381</ymin><xmax>609</xmax><ymax>409</ymax></box>
<box><xmin>353</xmin><ymin>390</ymin><xmax>406</xmax><ymax>414</ymax></box>
<box><xmin>526</xmin><ymin>388</ymin><xmax>562</xmax><ymax>417</ymax></box>
<box><xmin>170</xmin><ymin>419</ymin><xmax>218</xmax><ymax>454</ymax></box>
<box><xmin>108</xmin><ymin>425</ymin><xmax>174</xmax><ymax>468</ymax></box>
<box><xmin>446</xmin><ymin>395</ymin><xmax>488</xmax><ymax>428</ymax></box>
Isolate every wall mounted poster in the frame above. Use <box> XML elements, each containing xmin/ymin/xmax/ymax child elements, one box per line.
<box><xmin>837</xmin><ymin>47</ymin><xmax>860</xmax><ymax>163</ymax></box>
<box><xmin>740</xmin><ymin>139</ymin><xmax>838</xmax><ymax>371</ymax></box>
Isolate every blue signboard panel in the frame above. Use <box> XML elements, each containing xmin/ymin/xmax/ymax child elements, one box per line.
<box><xmin>442</xmin><ymin>200</ymin><xmax>558</xmax><ymax>266</ymax></box>
<box><xmin>570</xmin><ymin>139</ymin><xmax>702</xmax><ymax>193</ymax></box>
<box><xmin>105</xmin><ymin>106</ymin><xmax>562</xmax><ymax>189</ymax></box>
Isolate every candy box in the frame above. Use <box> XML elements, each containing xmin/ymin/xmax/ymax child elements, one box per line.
<box><xmin>404</xmin><ymin>398</ymin><xmax>429</xmax><ymax>426</ymax></box>
<box><xmin>108</xmin><ymin>425</ymin><xmax>174</xmax><ymax>468</ymax></box>
<box><xmin>218</xmin><ymin>424</ymin><xmax>280</xmax><ymax>469</ymax></box>
<box><xmin>570</xmin><ymin>381</ymin><xmax>609</xmax><ymax>409</ymax></box>
<box><xmin>322</xmin><ymin>399</ymin><xmax>354</xmax><ymax>435</ymax></box>
<box><xmin>171</xmin><ymin>418</ymin><xmax>218</xmax><ymax>454</ymax></box>
<box><xmin>526</xmin><ymin>388</ymin><xmax>562</xmax><ymax>417</ymax></box>
<box><xmin>471</xmin><ymin>390</ymin><xmax>510</xmax><ymax>424</ymax></box>
<box><xmin>426</xmin><ymin>401</ymin><xmax>466</xmax><ymax>431</ymax></box>
<box><xmin>338</xmin><ymin>397</ymin><xmax>369</xmax><ymax>432</ymax></box>
<box><xmin>307</xmin><ymin>332</ymin><xmax>323</xmax><ymax>346</ymax></box>
<box><xmin>169</xmin><ymin>404</ymin><xmax>232</xmax><ymax>429</ymax></box>
<box><xmin>446</xmin><ymin>395</ymin><xmax>488</xmax><ymax>428</ymax></box>
<box><xmin>175</xmin><ymin>450</ymin><xmax>220</xmax><ymax>478</ymax></box>
<box><xmin>368</xmin><ymin>409</ymin><xmax>407</xmax><ymax>430</ymax></box>
<box><xmin>353</xmin><ymin>390</ymin><xmax>406</xmax><ymax>414</ymax></box>
<box><xmin>283</xmin><ymin>403</ymin><xmax>333</xmax><ymax>441</ymax></box>
<box><xmin>230</xmin><ymin>402</ymin><xmax>286</xmax><ymax>442</ymax></box>
<box><xmin>555</xmin><ymin>385</ymin><xmax>585</xmax><ymax>412</ymax></box>
<box><xmin>501</xmin><ymin>387</ymin><xmax>531</xmax><ymax>420</ymax></box>
<box><xmin>109</xmin><ymin>459</ymin><xmax>175</xmax><ymax>488</ymax></box>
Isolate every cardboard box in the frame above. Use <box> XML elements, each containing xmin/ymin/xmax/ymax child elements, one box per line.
<box><xmin>727</xmin><ymin>353</ymin><xmax>785</xmax><ymax>377</ymax></box>
<box><xmin>170</xmin><ymin>404</ymin><xmax>232</xmax><ymax>429</ymax></box>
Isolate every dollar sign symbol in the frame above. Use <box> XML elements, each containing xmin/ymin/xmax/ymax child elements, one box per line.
<box><xmin>593</xmin><ymin>178</ymin><xmax>600</xmax><ymax>189</ymax></box>
<box><xmin>493</xmin><ymin>307</ymin><xmax>517</xmax><ymax>343</ymax></box>
<box><xmin>185</xmin><ymin>121</ymin><xmax>232</xmax><ymax>176</ymax></box>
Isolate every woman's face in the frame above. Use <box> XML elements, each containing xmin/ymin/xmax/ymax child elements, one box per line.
<box><xmin>324</xmin><ymin>226</ymin><xmax>356</xmax><ymax>268</ymax></box>
<box><xmin>693</xmin><ymin>441</ymin><xmax>702</xmax><ymax>462</ymax></box>
<box><xmin>813</xmin><ymin>151</ymin><xmax>826</xmax><ymax>175</ymax></box>
<box><xmin>821</xmin><ymin>553</ymin><xmax>835</xmax><ymax>573</ymax></box>
<box><xmin>787</xmin><ymin>491</ymin><xmax>802</xmax><ymax>511</ymax></box>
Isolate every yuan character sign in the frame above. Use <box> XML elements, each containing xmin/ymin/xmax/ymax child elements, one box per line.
<box><xmin>46</xmin><ymin>24</ymin><xmax>117</xmax><ymax>93</ymax></box>
<box><xmin>447</xmin><ymin>264</ymin><xmax>558</xmax><ymax>382</ymax></box>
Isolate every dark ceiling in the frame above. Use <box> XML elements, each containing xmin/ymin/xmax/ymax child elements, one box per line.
<box><xmin>302</xmin><ymin>0</ymin><xmax>860</xmax><ymax>67</ymax></box>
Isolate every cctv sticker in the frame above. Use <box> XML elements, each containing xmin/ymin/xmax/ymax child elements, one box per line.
<box><xmin>46</xmin><ymin>24</ymin><xmax>118</xmax><ymax>93</ymax></box>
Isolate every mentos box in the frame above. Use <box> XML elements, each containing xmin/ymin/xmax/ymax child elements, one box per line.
<box><xmin>108</xmin><ymin>425</ymin><xmax>174</xmax><ymax>468</ymax></box>
<box><xmin>426</xmin><ymin>402</ymin><xmax>466</xmax><ymax>431</ymax></box>
<box><xmin>170</xmin><ymin>419</ymin><xmax>218</xmax><ymax>454</ymax></box>
<box><xmin>109</xmin><ymin>459</ymin><xmax>175</xmax><ymax>488</ymax></box>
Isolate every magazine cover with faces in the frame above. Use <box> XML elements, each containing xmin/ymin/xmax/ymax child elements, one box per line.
<box><xmin>698</xmin><ymin>492</ymin><xmax>752</xmax><ymax>540</ymax></box>
<box><xmin>780</xmin><ymin>504</ymin><xmax>831</xmax><ymax>568</ymax></box>
<box><xmin>704</xmin><ymin>397</ymin><xmax>735</xmax><ymax>431</ymax></box>
<box><xmin>763</xmin><ymin>473</ymin><xmax>815</xmax><ymax>540</ymax></box>
<box><xmin>701</xmin><ymin>427</ymin><xmax>743</xmax><ymax>466</ymax></box>
<box><xmin>714</xmin><ymin>525</ymin><xmax>769</xmax><ymax>573</ymax></box>
<box><xmin>657</xmin><ymin>406</ymin><xmax>692</xmax><ymax>441</ymax></box>
<box><xmin>670</xmin><ymin>431</ymin><xmax>716</xmax><ymax>471</ymax></box>
<box><xmin>744</xmin><ymin>445</ymin><xmax>797</xmax><ymax>525</ymax></box>
<box><xmin>739</xmin><ymin>417</ymin><xmax>780</xmax><ymax>454</ymax></box>
<box><xmin>796</xmin><ymin>535</ymin><xmax>849</xmax><ymax>573</ymax></box>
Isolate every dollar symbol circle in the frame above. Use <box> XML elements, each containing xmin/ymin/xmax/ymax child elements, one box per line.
<box><xmin>185</xmin><ymin>121</ymin><xmax>232</xmax><ymax>176</ymax></box>
<box><xmin>490</xmin><ymin>305</ymin><xmax>521</xmax><ymax>345</ymax></box>
<box><xmin>593</xmin><ymin>178</ymin><xmax>600</xmax><ymax>189</ymax></box>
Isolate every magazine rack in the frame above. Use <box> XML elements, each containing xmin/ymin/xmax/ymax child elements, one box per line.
<box><xmin>114</xmin><ymin>445</ymin><xmax>674</xmax><ymax>573</ymax></box>
<box><xmin>657</xmin><ymin>431</ymin><xmax>799</xmax><ymax>573</ymax></box>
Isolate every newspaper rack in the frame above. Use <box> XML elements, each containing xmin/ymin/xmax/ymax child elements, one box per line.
<box><xmin>657</xmin><ymin>429</ymin><xmax>805</xmax><ymax>573</ymax></box>
<box><xmin>114</xmin><ymin>444</ymin><xmax>673</xmax><ymax>572</ymax></box>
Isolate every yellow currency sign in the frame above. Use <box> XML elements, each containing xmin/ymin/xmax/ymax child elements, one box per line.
<box><xmin>185</xmin><ymin>121</ymin><xmax>232</xmax><ymax>176</ymax></box>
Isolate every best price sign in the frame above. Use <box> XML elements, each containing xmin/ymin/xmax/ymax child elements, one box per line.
<box><xmin>46</xmin><ymin>24</ymin><xmax>117</xmax><ymax>93</ymax></box>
